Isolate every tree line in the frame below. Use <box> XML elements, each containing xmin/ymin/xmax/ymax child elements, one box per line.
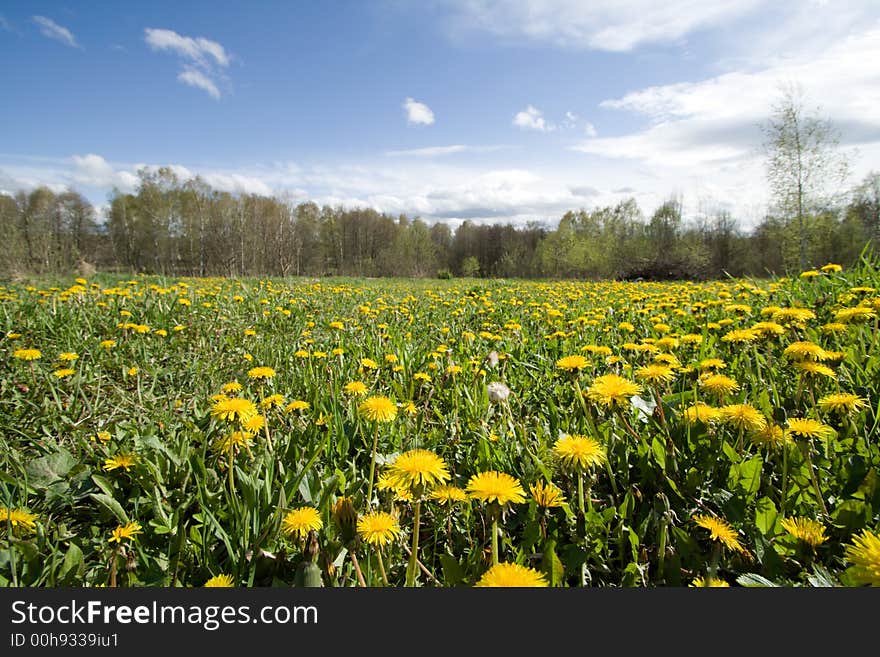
<box><xmin>0</xmin><ymin>167</ymin><xmax>877</xmax><ymax>281</ymax></box>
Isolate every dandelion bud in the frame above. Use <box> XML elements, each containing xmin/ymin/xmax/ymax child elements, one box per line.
<box><xmin>332</xmin><ymin>497</ymin><xmax>358</xmax><ymax>544</ymax></box>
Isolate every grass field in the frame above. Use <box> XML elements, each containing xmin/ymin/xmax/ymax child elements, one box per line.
<box><xmin>1</xmin><ymin>261</ymin><xmax>879</xmax><ymax>587</ymax></box>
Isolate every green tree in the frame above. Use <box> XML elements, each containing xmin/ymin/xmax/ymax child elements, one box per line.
<box><xmin>761</xmin><ymin>84</ymin><xmax>849</xmax><ymax>271</ymax></box>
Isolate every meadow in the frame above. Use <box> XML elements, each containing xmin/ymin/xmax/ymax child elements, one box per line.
<box><xmin>1</xmin><ymin>260</ymin><xmax>879</xmax><ymax>588</ymax></box>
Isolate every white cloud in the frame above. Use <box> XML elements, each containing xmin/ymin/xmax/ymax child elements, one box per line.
<box><xmin>0</xmin><ymin>15</ymin><xmax>12</xmax><ymax>32</ymax></box>
<box><xmin>572</xmin><ymin>24</ymin><xmax>880</xmax><ymax>222</ymax></box>
<box><xmin>513</xmin><ymin>105</ymin><xmax>553</xmax><ymax>132</ymax></box>
<box><xmin>32</xmin><ymin>16</ymin><xmax>80</xmax><ymax>48</ymax></box>
<box><xmin>71</xmin><ymin>154</ymin><xmax>139</xmax><ymax>190</ymax></box>
<box><xmin>384</xmin><ymin>144</ymin><xmax>509</xmax><ymax>157</ymax></box>
<box><xmin>144</xmin><ymin>28</ymin><xmax>231</xmax><ymax>99</ymax></box>
<box><xmin>403</xmin><ymin>98</ymin><xmax>435</xmax><ymax>125</ymax></box>
<box><xmin>144</xmin><ymin>28</ymin><xmax>230</xmax><ymax>67</ymax></box>
<box><xmin>444</xmin><ymin>0</ymin><xmax>762</xmax><ymax>51</ymax></box>
<box><xmin>178</xmin><ymin>68</ymin><xmax>220</xmax><ymax>99</ymax></box>
<box><xmin>583</xmin><ymin>122</ymin><xmax>597</xmax><ymax>137</ymax></box>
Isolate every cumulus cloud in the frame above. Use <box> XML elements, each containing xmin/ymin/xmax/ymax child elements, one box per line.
<box><xmin>513</xmin><ymin>105</ymin><xmax>553</xmax><ymax>131</ymax></box>
<box><xmin>144</xmin><ymin>28</ymin><xmax>231</xmax><ymax>99</ymax></box>
<box><xmin>443</xmin><ymin>0</ymin><xmax>762</xmax><ymax>51</ymax></box>
<box><xmin>403</xmin><ymin>98</ymin><xmax>435</xmax><ymax>125</ymax></box>
<box><xmin>71</xmin><ymin>154</ymin><xmax>139</xmax><ymax>190</ymax></box>
<box><xmin>32</xmin><ymin>16</ymin><xmax>80</xmax><ymax>48</ymax></box>
<box><xmin>571</xmin><ymin>24</ymin><xmax>880</xmax><ymax>219</ymax></box>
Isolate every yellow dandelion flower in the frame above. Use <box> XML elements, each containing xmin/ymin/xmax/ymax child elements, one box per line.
<box><xmin>260</xmin><ymin>394</ymin><xmax>285</xmax><ymax>409</ymax></box>
<box><xmin>750</xmin><ymin>424</ymin><xmax>791</xmax><ymax>449</ymax></box>
<box><xmin>344</xmin><ymin>381</ymin><xmax>368</xmax><ymax>396</ymax></box>
<box><xmin>719</xmin><ymin>404</ymin><xmax>766</xmax><ymax>432</ymax></box>
<box><xmin>817</xmin><ymin>393</ymin><xmax>868</xmax><ymax>416</ymax></box>
<box><xmin>109</xmin><ymin>521</ymin><xmax>142</xmax><ymax>544</ymax></box>
<box><xmin>773</xmin><ymin>308</ymin><xmax>816</xmax><ymax>325</ymax></box>
<box><xmin>211</xmin><ymin>397</ymin><xmax>258</xmax><ymax>423</ymax></box>
<box><xmin>0</xmin><ymin>507</ymin><xmax>38</xmax><ymax>534</ymax></box>
<box><xmin>784</xmin><ymin>341</ymin><xmax>828</xmax><ymax>361</ymax></box>
<box><xmin>212</xmin><ymin>431</ymin><xmax>253</xmax><ymax>455</ymax></box>
<box><xmin>285</xmin><ymin>400</ymin><xmax>310</xmax><ymax>413</ymax></box>
<box><xmin>780</xmin><ymin>517</ymin><xmax>828</xmax><ymax>548</ymax></box>
<box><xmin>386</xmin><ymin>449</ymin><xmax>450</xmax><ymax>493</ymax></box>
<box><xmin>699</xmin><ymin>358</ymin><xmax>727</xmax><ymax>371</ymax></box>
<box><xmin>466</xmin><ymin>471</ymin><xmax>526</xmax><ymax>507</ymax></box>
<box><xmin>586</xmin><ymin>374</ymin><xmax>641</xmax><ymax>410</ymax></box>
<box><xmin>794</xmin><ymin>361</ymin><xmax>836</xmax><ymax>380</ymax></box>
<box><xmin>721</xmin><ymin>329</ymin><xmax>758</xmax><ymax>344</ymax></box>
<box><xmin>358</xmin><ymin>396</ymin><xmax>398</xmax><ymax>423</ymax></box>
<box><xmin>52</xmin><ymin>368</ymin><xmax>75</xmax><ymax>379</ymax></box>
<box><xmin>103</xmin><ymin>454</ymin><xmax>136</xmax><ymax>471</ymax></box>
<box><xmin>242</xmin><ymin>414</ymin><xmax>266</xmax><ymax>434</ymax></box>
<box><xmin>429</xmin><ymin>484</ymin><xmax>468</xmax><ymax>505</ymax></box>
<box><xmin>530</xmin><ymin>481</ymin><xmax>566</xmax><ymax>509</ymax></box>
<box><xmin>786</xmin><ymin>418</ymin><xmax>833</xmax><ymax>440</ymax></box>
<box><xmin>357</xmin><ymin>512</ymin><xmax>401</xmax><ymax>548</ymax></box>
<box><xmin>13</xmin><ymin>348</ymin><xmax>41</xmax><ymax>361</ymax></box>
<box><xmin>553</xmin><ymin>435</ymin><xmax>607</xmax><ymax>471</ymax></box>
<box><xmin>821</xmin><ymin>322</ymin><xmax>848</xmax><ymax>334</ymax></box>
<box><xmin>844</xmin><ymin>529</ymin><xmax>880</xmax><ymax>586</ymax></box>
<box><xmin>95</xmin><ymin>431</ymin><xmax>111</xmax><ymax>444</ymax></box>
<box><xmin>221</xmin><ymin>381</ymin><xmax>243</xmax><ymax>393</ymax></box>
<box><xmin>699</xmin><ymin>374</ymin><xmax>740</xmax><ymax>397</ymax></box>
<box><xmin>281</xmin><ymin>507</ymin><xmax>323</xmax><ymax>541</ymax></box>
<box><xmin>750</xmin><ymin>321</ymin><xmax>785</xmax><ymax>337</ymax></box>
<box><xmin>690</xmin><ymin>576</ymin><xmax>730</xmax><ymax>587</ymax></box>
<box><xmin>834</xmin><ymin>306</ymin><xmax>876</xmax><ymax>324</ymax></box>
<box><xmin>694</xmin><ymin>514</ymin><xmax>748</xmax><ymax>554</ymax></box>
<box><xmin>556</xmin><ymin>355</ymin><xmax>589</xmax><ymax>372</ymax></box>
<box><xmin>204</xmin><ymin>574</ymin><xmax>235</xmax><ymax>587</ymax></box>
<box><xmin>247</xmin><ymin>366</ymin><xmax>276</xmax><ymax>380</ymax></box>
<box><xmin>475</xmin><ymin>562</ymin><xmax>548</xmax><ymax>587</ymax></box>
<box><xmin>682</xmin><ymin>402</ymin><xmax>721</xmax><ymax>425</ymax></box>
<box><xmin>58</xmin><ymin>352</ymin><xmax>79</xmax><ymax>362</ymax></box>
<box><xmin>635</xmin><ymin>364</ymin><xmax>675</xmax><ymax>386</ymax></box>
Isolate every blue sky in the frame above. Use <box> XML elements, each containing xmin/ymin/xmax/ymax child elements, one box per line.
<box><xmin>2</xmin><ymin>1</ymin><xmax>879</xmax><ymax>229</ymax></box>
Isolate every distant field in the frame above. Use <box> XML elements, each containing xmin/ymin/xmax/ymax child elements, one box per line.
<box><xmin>1</xmin><ymin>265</ymin><xmax>878</xmax><ymax>587</ymax></box>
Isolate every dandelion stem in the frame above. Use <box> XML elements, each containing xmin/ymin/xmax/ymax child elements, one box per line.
<box><xmin>801</xmin><ymin>442</ymin><xmax>829</xmax><ymax>517</ymax></box>
<box><xmin>366</xmin><ymin>423</ymin><xmax>379</xmax><ymax>508</ymax></box>
<box><xmin>109</xmin><ymin>547</ymin><xmax>119</xmax><ymax>588</ymax></box>
<box><xmin>780</xmin><ymin>444</ymin><xmax>789</xmax><ymax>516</ymax></box>
<box><xmin>375</xmin><ymin>549</ymin><xmax>388</xmax><ymax>587</ymax></box>
<box><xmin>617</xmin><ymin>410</ymin><xmax>642</xmax><ymax>443</ymax></box>
<box><xmin>349</xmin><ymin>548</ymin><xmax>366</xmax><ymax>587</ymax></box>
<box><xmin>406</xmin><ymin>500</ymin><xmax>422</xmax><ymax>586</ymax></box>
<box><xmin>577</xmin><ymin>473</ymin><xmax>585</xmax><ymax>516</ymax></box>
<box><xmin>491</xmin><ymin>517</ymin><xmax>499</xmax><ymax>566</ymax></box>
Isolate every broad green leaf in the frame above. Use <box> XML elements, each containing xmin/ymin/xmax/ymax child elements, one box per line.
<box><xmin>88</xmin><ymin>493</ymin><xmax>129</xmax><ymax>524</ymax></box>
<box><xmin>439</xmin><ymin>554</ymin><xmax>465</xmax><ymax>586</ymax></box>
<box><xmin>651</xmin><ymin>436</ymin><xmax>666</xmax><ymax>471</ymax></box>
<box><xmin>754</xmin><ymin>496</ymin><xmax>778</xmax><ymax>535</ymax></box>
<box><xmin>25</xmin><ymin>449</ymin><xmax>76</xmax><ymax>489</ymax></box>
<box><xmin>736</xmin><ymin>573</ymin><xmax>779</xmax><ymax>587</ymax></box>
